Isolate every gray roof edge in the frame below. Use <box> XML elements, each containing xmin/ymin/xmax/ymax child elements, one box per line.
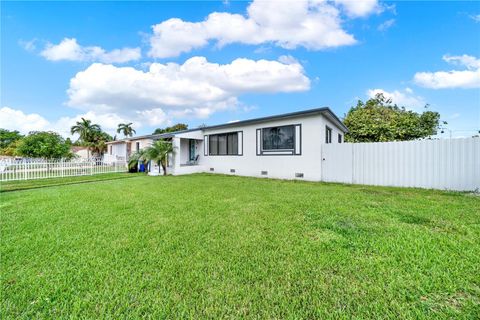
<box><xmin>198</xmin><ymin>107</ymin><xmax>348</xmax><ymax>132</ymax></box>
<box><xmin>107</xmin><ymin>107</ymin><xmax>348</xmax><ymax>143</ymax></box>
<box><xmin>106</xmin><ymin>133</ymin><xmax>162</xmax><ymax>144</ymax></box>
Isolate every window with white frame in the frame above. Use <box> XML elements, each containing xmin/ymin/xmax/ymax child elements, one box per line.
<box><xmin>256</xmin><ymin>124</ymin><xmax>301</xmax><ymax>156</ymax></box>
<box><xmin>262</xmin><ymin>125</ymin><xmax>295</xmax><ymax>150</ymax></box>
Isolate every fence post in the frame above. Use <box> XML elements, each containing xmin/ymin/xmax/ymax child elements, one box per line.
<box><xmin>24</xmin><ymin>160</ymin><xmax>27</xmax><ymax>180</ymax></box>
<box><xmin>90</xmin><ymin>159</ymin><xmax>93</xmax><ymax>176</ymax></box>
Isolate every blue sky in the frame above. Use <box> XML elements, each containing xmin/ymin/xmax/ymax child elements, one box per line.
<box><xmin>1</xmin><ymin>0</ymin><xmax>479</xmax><ymax>138</ymax></box>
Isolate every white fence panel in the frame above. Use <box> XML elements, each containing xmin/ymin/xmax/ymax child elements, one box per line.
<box><xmin>321</xmin><ymin>138</ymin><xmax>480</xmax><ymax>191</ymax></box>
<box><xmin>321</xmin><ymin>143</ymin><xmax>353</xmax><ymax>183</ymax></box>
<box><xmin>0</xmin><ymin>158</ymin><xmax>127</xmax><ymax>182</ymax></box>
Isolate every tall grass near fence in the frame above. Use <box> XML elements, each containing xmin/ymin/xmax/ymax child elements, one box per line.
<box><xmin>0</xmin><ymin>158</ymin><xmax>127</xmax><ymax>182</ymax></box>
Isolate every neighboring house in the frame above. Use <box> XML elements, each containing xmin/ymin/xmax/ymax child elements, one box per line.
<box><xmin>104</xmin><ymin>136</ymin><xmax>154</xmax><ymax>162</ymax></box>
<box><xmin>71</xmin><ymin>146</ymin><xmax>90</xmax><ymax>159</ymax></box>
<box><xmin>106</xmin><ymin>107</ymin><xmax>348</xmax><ymax>181</ymax></box>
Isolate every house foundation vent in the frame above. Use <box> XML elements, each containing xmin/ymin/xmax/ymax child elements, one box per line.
<box><xmin>295</xmin><ymin>173</ymin><xmax>304</xmax><ymax>178</ymax></box>
<box><xmin>261</xmin><ymin>171</ymin><xmax>268</xmax><ymax>175</ymax></box>
<box><xmin>230</xmin><ymin>169</ymin><xmax>236</xmax><ymax>173</ymax></box>
<box><xmin>210</xmin><ymin>168</ymin><xmax>214</xmax><ymax>172</ymax></box>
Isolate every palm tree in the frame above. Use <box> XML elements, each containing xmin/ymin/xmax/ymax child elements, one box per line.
<box><xmin>145</xmin><ymin>140</ymin><xmax>174</xmax><ymax>175</ymax></box>
<box><xmin>88</xmin><ymin>131</ymin><xmax>112</xmax><ymax>157</ymax></box>
<box><xmin>117</xmin><ymin>123</ymin><xmax>136</xmax><ymax>137</ymax></box>
<box><xmin>70</xmin><ymin>118</ymin><xmax>101</xmax><ymax>158</ymax></box>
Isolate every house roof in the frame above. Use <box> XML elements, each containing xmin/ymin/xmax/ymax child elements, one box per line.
<box><xmin>197</xmin><ymin>107</ymin><xmax>348</xmax><ymax>132</ymax></box>
<box><xmin>107</xmin><ymin>107</ymin><xmax>347</xmax><ymax>144</ymax></box>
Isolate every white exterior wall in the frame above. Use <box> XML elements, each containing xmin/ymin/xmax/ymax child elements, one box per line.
<box><xmin>133</xmin><ymin>138</ymin><xmax>154</xmax><ymax>151</ymax></box>
<box><xmin>111</xmin><ymin>143</ymin><xmax>127</xmax><ymax>158</ymax></box>
<box><xmin>73</xmin><ymin>149</ymin><xmax>89</xmax><ymax>159</ymax></box>
<box><xmin>171</xmin><ymin>131</ymin><xmax>205</xmax><ymax>175</ymax></box>
<box><xmin>179</xmin><ymin>139</ymin><xmax>191</xmax><ymax>164</ymax></box>
<box><xmin>108</xmin><ymin>138</ymin><xmax>154</xmax><ymax>158</ymax></box>
<box><xmin>191</xmin><ymin>113</ymin><xmax>343</xmax><ymax>181</ymax></box>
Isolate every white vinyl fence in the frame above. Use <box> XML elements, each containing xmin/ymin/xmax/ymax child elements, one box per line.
<box><xmin>0</xmin><ymin>158</ymin><xmax>127</xmax><ymax>182</ymax></box>
<box><xmin>321</xmin><ymin>137</ymin><xmax>480</xmax><ymax>191</ymax></box>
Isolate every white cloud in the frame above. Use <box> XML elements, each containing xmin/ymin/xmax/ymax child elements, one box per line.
<box><xmin>0</xmin><ymin>107</ymin><xmax>132</xmax><ymax>137</ymax></box>
<box><xmin>148</xmin><ymin>0</ymin><xmax>381</xmax><ymax>58</ymax></box>
<box><xmin>377</xmin><ymin>18</ymin><xmax>395</xmax><ymax>31</ymax></box>
<box><xmin>414</xmin><ymin>54</ymin><xmax>480</xmax><ymax>89</ymax></box>
<box><xmin>442</xmin><ymin>54</ymin><xmax>480</xmax><ymax>70</ymax></box>
<box><xmin>41</xmin><ymin>38</ymin><xmax>141</xmax><ymax>63</ymax></box>
<box><xmin>367</xmin><ymin>88</ymin><xmax>426</xmax><ymax>109</ymax></box>
<box><xmin>0</xmin><ymin>107</ymin><xmax>50</xmax><ymax>134</ymax></box>
<box><xmin>470</xmin><ymin>14</ymin><xmax>480</xmax><ymax>23</ymax></box>
<box><xmin>278</xmin><ymin>55</ymin><xmax>299</xmax><ymax>65</ymax></box>
<box><xmin>334</xmin><ymin>0</ymin><xmax>381</xmax><ymax>17</ymax></box>
<box><xmin>18</xmin><ymin>39</ymin><xmax>37</xmax><ymax>52</ymax></box>
<box><xmin>3</xmin><ymin>56</ymin><xmax>307</xmax><ymax>137</ymax></box>
<box><xmin>414</xmin><ymin>70</ymin><xmax>480</xmax><ymax>89</ymax></box>
<box><xmin>67</xmin><ymin>56</ymin><xmax>310</xmax><ymax>121</ymax></box>
<box><xmin>9</xmin><ymin>37</ymin><xmax>314</xmax><ymax>137</ymax></box>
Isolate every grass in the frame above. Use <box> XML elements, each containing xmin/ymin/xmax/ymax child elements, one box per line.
<box><xmin>1</xmin><ymin>174</ymin><xmax>479</xmax><ymax>319</ymax></box>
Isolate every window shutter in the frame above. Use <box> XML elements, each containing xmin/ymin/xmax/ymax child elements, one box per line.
<box><xmin>294</xmin><ymin>124</ymin><xmax>301</xmax><ymax>155</ymax></box>
<box><xmin>204</xmin><ymin>135</ymin><xmax>208</xmax><ymax>156</ymax></box>
<box><xmin>256</xmin><ymin>129</ymin><xmax>261</xmax><ymax>155</ymax></box>
<box><xmin>238</xmin><ymin>131</ymin><xmax>243</xmax><ymax>155</ymax></box>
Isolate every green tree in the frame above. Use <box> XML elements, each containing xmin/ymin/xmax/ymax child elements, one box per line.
<box><xmin>1</xmin><ymin>139</ymin><xmax>22</xmax><ymax>156</ymax></box>
<box><xmin>70</xmin><ymin>118</ymin><xmax>101</xmax><ymax>142</ymax></box>
<box><xmin>88</xmin><ymin>131</ymin><xmax>113</xmax><ymax>157</ymax></box>
<box><xmin>16</xmin><ymin>131</ymin><xmax>72</xmax><ymax>159</ymax></box>
<box><xmin>344</xmin><ymin>94</ymin><xmax>443</xmax><ymax>142</ymax></box>
<box><xmin>145</xmin><ymin>140</ymin><xmax>174</xmax><ymax>175</ymax></box>
<box><xmin>117</xmin><ymin>123</ymin><xmax>136</xmax><ymax>137</ymax></box>
<box><xmin>71</xmin><ymin>118</ymin><xmax>101</xmax><ymax>158</ymax></box>
<box><xmin>152</xmin><ymin>123</ymin><xmax>188</xmax><ymax>135</ymax></box>
<box><xmin>0</xmin><ymin>129</ymin><xmax>23</xmax><ymax>154</ymax></box>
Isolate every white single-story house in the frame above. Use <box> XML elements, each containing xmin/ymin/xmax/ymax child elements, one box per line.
<box><xmin>105</xmin><ymin>107</ymin><xmax>348</xmax><ymax>181</ymax></box>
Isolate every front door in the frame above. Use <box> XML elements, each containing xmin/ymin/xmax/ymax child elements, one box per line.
<box><xmin>189</xmin><ymin>139</ymin><xmax>195</xmax><ymax>161</ymax></box>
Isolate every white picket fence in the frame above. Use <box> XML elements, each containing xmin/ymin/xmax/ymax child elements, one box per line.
<box><xmin>0</xmin><ymin>158</ymin><xmax>127</xmax><ymax>182</ymax></box>
<box><xmin>321</xmin><ymin>137</ymin><xmax>480</xmax><ymax>191</ymax></box>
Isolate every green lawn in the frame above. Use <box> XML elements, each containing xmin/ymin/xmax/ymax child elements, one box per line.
<box><xmin>1</xmin><ymin>174</ymin><xmax>479</xmax><ymax>319</ymax></box>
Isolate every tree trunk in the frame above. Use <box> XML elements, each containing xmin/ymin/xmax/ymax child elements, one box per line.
<box><xmin>161</xmin><ymin>161</ymin><xmax>167</xmax><ymax>175</ymax></box>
